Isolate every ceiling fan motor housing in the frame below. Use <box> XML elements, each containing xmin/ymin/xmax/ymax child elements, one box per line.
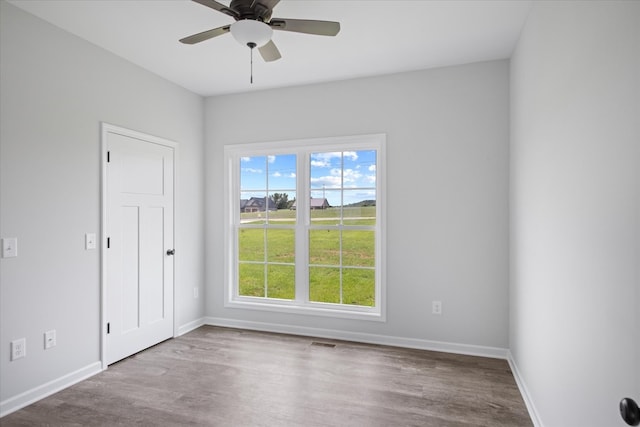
<box><xmin>230</xmin><ymin>0</ymin><xmax>273</xmax><ymax>21</ymax></box>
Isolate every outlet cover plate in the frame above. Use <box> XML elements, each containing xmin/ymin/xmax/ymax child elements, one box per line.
<box><xmin>432</xmin><ymin>301</ymin><xmax>442</xmax><ymax>315</ymax></box>
<box><xmin>11</xmin><ymin>338</ymin><xmax>26</xmax><ymax>360</ymax></box>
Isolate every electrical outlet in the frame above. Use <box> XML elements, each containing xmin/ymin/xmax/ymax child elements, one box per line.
<box><xmin>44</xmin><ymin>330</ymin><xmax>56</xmax><ymax>349</ymax></box>
<box><xmin>11</xmin><ymin>338</ymin><xmax>26</xmax><ymax>361</ymax></box>
<box><xmin>432</xmin><ymin>301</ymin><xmax>442</xmax><ymax>315</ymax></box>
<box><xmin>193</xmin><ymin>287</ymin><xmax>199</xmax><ymax>299</ymax></box>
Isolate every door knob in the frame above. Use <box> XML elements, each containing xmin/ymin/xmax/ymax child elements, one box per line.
<box><xmin>620</xmin><ymin>397</ymin><xmax>640</xmax><ymax>426</ymax></box>
<box><xmin>166</xmin><ymin>249</ymin><xmax>175</xmax><ymax>256</ymax></box>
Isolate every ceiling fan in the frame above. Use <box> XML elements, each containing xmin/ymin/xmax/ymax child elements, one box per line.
<box><xmin>180</xmin><ymin>0</ymin><xmax>341</xmax><ymax>63</ymax></box>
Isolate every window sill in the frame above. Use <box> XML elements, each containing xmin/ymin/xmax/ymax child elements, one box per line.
<box><xmin>225</xmin><ymin>298</ymin><xmax>385</xmax><ymax>322</ymax></box>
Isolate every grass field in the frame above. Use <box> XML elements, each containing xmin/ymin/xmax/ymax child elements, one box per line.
<box><xmin>240</xmin><ymin>206</ymin><xmax>376</xmax><ymax>223</ymax></box>
<box><xmin>238</xmin><ymin>207</ymin><xmax>376</xmax><ymax>306</ymax></box>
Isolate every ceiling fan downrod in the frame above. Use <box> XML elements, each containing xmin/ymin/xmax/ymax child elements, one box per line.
<box><xmin>247</xmin><ymin>42</ymin><xmax>256</xmax><ymax>84</ymax></box>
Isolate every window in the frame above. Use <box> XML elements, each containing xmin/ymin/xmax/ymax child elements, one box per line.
<box><xmin>224</xmin><ymin>134</ymin><xmax>385</xmax><ymax>320</ymax></box>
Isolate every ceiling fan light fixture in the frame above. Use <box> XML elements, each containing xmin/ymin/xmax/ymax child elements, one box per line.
<box><xmin>230</xmin><ymin>19</ymin><xmax>273</xmax><ymax>48</ymax></box>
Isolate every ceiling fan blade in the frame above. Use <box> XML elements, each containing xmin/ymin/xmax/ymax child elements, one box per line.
<box><xmin>269</xmin><ymin>18</ymin><xmax>340</xmax><ymax>36</ymax></box>
<box><xmin>192</xmin><ymin>0</ymin><xmax>239</xmax><ymax>19</ymax></box>
<box><xmin>258</xmin><ymin>40</ymin><xmax>281</xmax><ymax>62</ymax></box>
<box><xmin>179</xmin><ymin>25</ymin><xmax>231</xmax><ymax>44</ymax></box>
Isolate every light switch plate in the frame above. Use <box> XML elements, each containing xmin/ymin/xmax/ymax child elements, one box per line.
<box><xmin>2</xmin><ymin>237</ymin><xmax>18</xmax><ymax>258</ymax></box>
<box><xmin>44</xmin><ymin>330</ymin><xmax>57</xmax><ymax>349</ymax></box>
<box><xmin>85</xmin><ymin>233</ymin><xmax>96</xmax><ymax>250</ymax></box>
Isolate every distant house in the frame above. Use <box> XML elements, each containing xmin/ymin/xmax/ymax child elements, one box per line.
<box><xmin>240</xmin><ymin>197</ymin><xmax>277</xmax><ymax>213</ymax></box>
<box><xmin>290</xmin><ymin>197</ymin><xmax>331</xmax><ymax>210</ymax></box>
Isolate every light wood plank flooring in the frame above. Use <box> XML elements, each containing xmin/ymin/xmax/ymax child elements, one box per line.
<box><xmin>2</xmin><ymin>326</ymin><xmax>532</xmax><ymax>426</ymax></box>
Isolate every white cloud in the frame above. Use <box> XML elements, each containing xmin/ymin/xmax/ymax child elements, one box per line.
<box><xmin>368</xmin><ymin>164</ymin><xmax>376</xmax><ymax>172</ymax></box>
<box><xmin>310</xmin><ymin>151</ymin><xmax>358</xmax><ymax>168</ymax></box>
<box><xmin>243</xmin><ymin>168</ymin><xmax>262</xmax><ymax>174</ymax></box>
<box><xmin>343</xmin><ymin>168</ymin><xmax>363</xmax><ymax>183</ymax></box>
<box><xmin>310</xmin><ymin>175</ymin><xmax>342</xmax><ymax>188</ymax></box>
<box><xmin>310</xmin><ymin>169</ymin><xmax>365</xmax><ymax>188</ymax></box>
<box><xmin>272</xmin><ymin>171</ymin><xmax>295</xmax><ymax>178</ymax></box>
<box><xmin>310</xmin><ymin>168</ymin><xmax>368</xmax><ymax>188</ymax></box>
<box><xmin>241</xmin><ymin>156</ymin><xmax>275</xmax><ymax>163</ymax></box>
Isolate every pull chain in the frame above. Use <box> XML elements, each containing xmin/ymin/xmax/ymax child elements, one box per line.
<box><xmin>247</xmin><ymin>42</ymin><xmax>257</xmax><ymax>84</ymax></box>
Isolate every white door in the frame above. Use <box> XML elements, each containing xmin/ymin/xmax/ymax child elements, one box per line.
<box><xmin>104</xmin><ymin>126</ymin><xmax>175</xmax><ymax>365</ymax></box>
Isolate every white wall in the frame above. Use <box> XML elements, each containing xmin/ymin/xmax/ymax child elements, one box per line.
<box><xmin>510</xmin><ymin>1</ymin><xmax>640</xmax><ymax>426</ymax></box>
<box><xmin>205</xmin><ymin>60</ymin><xmax>510</xmax><ymax>350</ymax></box>
<box><xmin>0</xmin><ymin>1</ymin><xmax>205</xmax><ymax>409</ymax></box>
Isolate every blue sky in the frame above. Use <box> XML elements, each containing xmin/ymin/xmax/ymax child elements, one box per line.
<box><xmin>240</xmin><ymin>150</ymin><xmax>376</xmax><ymax>206</ymax></box>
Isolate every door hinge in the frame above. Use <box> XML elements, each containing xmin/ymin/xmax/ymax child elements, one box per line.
<box><xmin>107</xmin><ymin>151</ymin><xmax>110</xmax><ymax>163</ymax></box>
<box><xmin>107</xmin><ymin>237</ymin><xmax>110</xmax><ymax>248</ymax></box>
<box><xmin>107</xmin><ymin>322</ymin><xmax>110</xmax><ymax>334</ymax></box>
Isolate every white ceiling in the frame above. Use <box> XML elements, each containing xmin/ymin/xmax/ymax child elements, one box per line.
<box><xmin>9</xmin><ymin>0</ymin><xmax>532</xmax><ymax>97</ymax></box>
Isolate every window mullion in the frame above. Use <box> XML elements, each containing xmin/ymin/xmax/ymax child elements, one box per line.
<box><xmin>231</xmin><ymin>154</ymin><xmax>240</xmax><ymax>300</ymax></box>
<box><xmin>294</xmin><ymin>150</ymin><xmax>308</xmax><ymax>304</ymax></box>
<box><xmin>264</xmin><ymin>157</ymin><xmax>269</xmax><ymax>298</ymax></box>
<box><xmin>339</xmin><ymin>152</ymin><xmax>344</xmax><ymax>304</ymax></box>
<box><xmin>263</xmin><ymin>227</ymin><xmax>268</xmax><ymax>298</ymax></box>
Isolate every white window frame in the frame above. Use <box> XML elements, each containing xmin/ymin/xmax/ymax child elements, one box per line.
<box><xmin>224</xmin><ymin>134</ymin><xmax>386</xmax><ymax>321</ymax></box>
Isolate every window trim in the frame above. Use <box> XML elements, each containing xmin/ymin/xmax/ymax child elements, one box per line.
<box><xmin>223</xmin><ymin>134</ymin><xmax>386</xmax><ymax>322</ymax></box>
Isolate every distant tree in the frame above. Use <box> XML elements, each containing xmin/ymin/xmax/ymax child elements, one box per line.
<box><xmin>272</xmin><ymin>193</ymin><xmax>289</xmax><ymax>210</ymax></box>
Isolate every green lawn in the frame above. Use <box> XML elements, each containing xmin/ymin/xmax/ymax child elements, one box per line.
<box><xmin>238</xmin><ymin>207</ymin><xmax>376</xmax><ymax>306</ymax></box>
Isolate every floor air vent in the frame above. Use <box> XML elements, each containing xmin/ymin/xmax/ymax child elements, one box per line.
<box><xmin>311</xmin><ymin>342</ymin><xmax>336</xmax><ymax>348</ymax></box>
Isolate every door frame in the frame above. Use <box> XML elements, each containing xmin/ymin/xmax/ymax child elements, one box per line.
<box><xmin>100</xmin><ymin>122</ymin><xmax>177</xmax><ymax>370</ymax></box>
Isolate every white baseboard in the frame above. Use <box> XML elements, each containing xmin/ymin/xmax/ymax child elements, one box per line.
<box><xmin>0</xmin><ymin>361</ymin><xmax>102</xmax><ymax>418</ymax></box>
<box><xmin>176</xmin><ymin>317</ymin><xmax>206</xmax><ymax>337</ymax></box>
<box><xmin>507</xmin><ymin>351</ymin><xmax>544</xmax><ymax>427</ymax></box>
<box><xmin>203</xmin><ymin>316</ymin><xmax>509</xmax><ymax>359</ymax></box>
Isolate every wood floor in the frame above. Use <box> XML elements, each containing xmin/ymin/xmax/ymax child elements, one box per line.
<box><xmin>2</xmin><ymin>326</ymin><xmax>532</xmax><ymax>426</ymax></box>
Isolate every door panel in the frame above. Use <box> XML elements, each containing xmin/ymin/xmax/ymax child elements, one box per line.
<box><xmin>141</xmin><ymin>206</ymin><xmax>165</xmax><ymax>323</ymax></box>
<box><xmin>121</xmin><ymin>205</ymin><xmax>140</xmax><ymax>333</ymax></box>
<box><xmin>105</xmin><ymin>129</ymin><xmax>174</xmax><ymax>365</ymax></box>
